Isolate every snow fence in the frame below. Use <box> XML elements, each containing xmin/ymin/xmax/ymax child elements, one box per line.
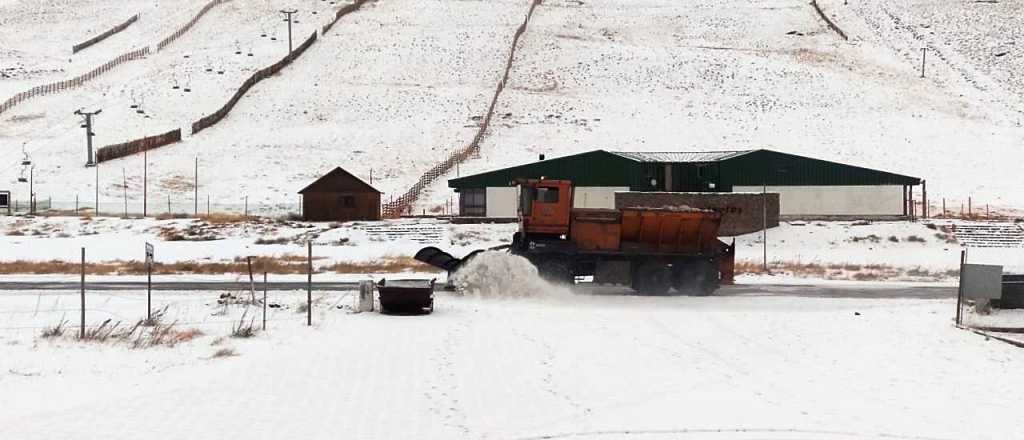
<box><xmin>191</xmin><ymin>31</ymin><xmax>318</xmax><ymax>135</ymax></box>
<box><xmin>72</xmin><ymin>14</ymin><xmax>140</xmax><ymax>53</ymax></box>
<box><xmin>156</xmin><ymin>0</ymin><xmax>225</xmax><ymax>51</ymax></box>
<box><xmin>95</xmin><ymin>129</ymin><xmax>182</xmax><ymax>163</ymax></box>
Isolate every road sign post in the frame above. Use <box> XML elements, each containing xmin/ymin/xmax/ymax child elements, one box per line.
<box><xmin>145</xmin><ymin>242</ymin><xmax>154</xmax><ymax>322</ymax></box>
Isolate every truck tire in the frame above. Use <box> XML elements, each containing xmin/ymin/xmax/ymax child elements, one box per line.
<box><xmin>673</xmin><ymin>260</ymin><xmax>719</xmax><ymax>296</ymax></box>
<box><xmin>633</xmin><ymin>262</ymin><xmax>671</xmax><ymax>295</ymax></box>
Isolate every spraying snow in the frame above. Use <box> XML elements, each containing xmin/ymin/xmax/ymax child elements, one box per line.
<box><xmin>451</xmin><ymin>251</ymin><xmax>571</xmax><ymax>298</ymax></box>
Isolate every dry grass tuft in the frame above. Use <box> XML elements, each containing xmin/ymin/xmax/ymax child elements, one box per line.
<box><xmin>212</xmin><ymin>348</ymin><xmax>238</xmax><ymax>358</ymax></box>
<box><xmin>230</xmin><ymin>311</ymin><xmax>258</xmax><ymax>338</ymax></box>
<box><xmin>40</xmin><ymin>320</ymin><xmax>68</xmax><ymax>338</ymax></box>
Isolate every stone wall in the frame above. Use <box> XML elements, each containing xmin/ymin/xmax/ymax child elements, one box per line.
<box><xmin>615</xmin><ymin>192</ymin><xmax>779</xmax><ymax>236</ymax></box>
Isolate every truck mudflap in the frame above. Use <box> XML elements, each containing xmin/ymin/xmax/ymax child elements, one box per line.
<box><xmin>718</xmin><ymin>239</ymin><xmax>736</xmax><ymax>285</ymax></box>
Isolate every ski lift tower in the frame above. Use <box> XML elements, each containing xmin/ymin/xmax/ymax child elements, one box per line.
<box><xmin>75</xmin><ymin>108</ymin><xmax>102</xmax><ymax>167</ymax></box>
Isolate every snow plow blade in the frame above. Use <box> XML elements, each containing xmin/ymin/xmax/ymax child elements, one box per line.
<box><xmin>414</xmin><ymin>247</ymin><xmax>491</xmax><ymax>273</ymax></box>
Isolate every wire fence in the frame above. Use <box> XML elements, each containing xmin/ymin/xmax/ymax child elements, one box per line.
<box><xmin>0</xmin><ymin>288</ymin><xmax>356</xmax><ymax>337</ymax></box>
<box><xmin>7</xmin><ymin>198</ymin><xmax>302</xmax><ymax>218</ymax></box>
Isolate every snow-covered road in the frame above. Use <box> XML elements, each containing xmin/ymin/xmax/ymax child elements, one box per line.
<box><xmin>1</xmin><ymin>290</ymin><xmax>1021</xmax><ymax>439</ymax></box>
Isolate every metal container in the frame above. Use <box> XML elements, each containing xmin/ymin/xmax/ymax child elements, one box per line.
<box><xmin>376</xmin><ymin>279</ymin><xmax>435</xmax><ymax>315</ymax></box>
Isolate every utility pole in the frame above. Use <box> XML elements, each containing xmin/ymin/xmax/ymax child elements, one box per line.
<box><xmin>75</xmin><ymin>108</ymin><xmax>102</xmax><ymax>167</ymax></box>
<box><xmin>280</xmin><ymin>9</ymin><xmax>298</xmax><ymax>53</ymax></box>
<box><xmin>194</xmin><ymin>157</ymin><xmax>199</xmax><ymax>216</ymax></box>
<box><xmin>28</xmin><ymin>165</ymin><xmax>35</xmax><ymax>214</ymax></box>
<box><xmin>143</xmin><ymin>149</ymin><xmax>148</xmax><ymax>217</ymax></box>
<box><xmin>762</xmin><ymin>180</ymin><xmax>768</xmax><ymax>272</ymax></box>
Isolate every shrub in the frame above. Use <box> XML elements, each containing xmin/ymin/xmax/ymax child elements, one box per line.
<box><xmin>254</xmin><ymin>237</ymin><xmax>290</xmax><ymax>245</ymax></box>
<box><xmin>887</xmin><ymin>236</ymin><xmax>900</xmax><ymax>243</ymax></box>
<box><xmin>906</xmin><ymin>235</ymin><xmax>926</xmax><ymax>243</ymax></box>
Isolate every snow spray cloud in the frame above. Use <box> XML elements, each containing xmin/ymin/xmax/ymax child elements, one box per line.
<box><xmin>451</xmin><ymin>251</ymin><xmax>571</xmax><ymax>298</ymax></box>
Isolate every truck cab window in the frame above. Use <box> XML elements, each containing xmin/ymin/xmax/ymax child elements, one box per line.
<box><xmin>537</xmin><ymin>187</ymin><xmax>559</xmax><ymax>203</ymax></box>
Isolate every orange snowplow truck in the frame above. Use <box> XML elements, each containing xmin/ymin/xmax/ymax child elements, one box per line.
<box><xmin>416</xmin><ymin>179</ymin><xmax>735</xmax><ymax>295</ymax></box>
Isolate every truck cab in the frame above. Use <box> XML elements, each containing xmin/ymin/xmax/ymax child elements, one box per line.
<box><xmin>518</xmin><ymin>179</ymin><xmax>572</xmax><ymax>237</ymax></box>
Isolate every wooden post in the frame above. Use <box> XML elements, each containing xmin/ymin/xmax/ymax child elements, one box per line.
<box><xmin>80</xmin><ymin>247</ymin><xmax>86</xmax><ymax>339</ymax></box>
<box><xmin>247</xmin><ymin>256</ymin><xmax>256</xmax><ymax>303</ymax></box>
<box><xmin>207</xmin><ymin>195</ymin><xmax>210</xmax><ymax>216</ymax></box>
<box><xmin>942</xmin><ymin>198</ymin><xmax>946</xmax><ymax>218</ymax></box>
<box><xmin>263</xmin><ymin>272</ymin><xmax>268</xmax><ymax>331</ymax></box>
<box><xmin>75</xmin><ymin>194</ymin><xmax>79</xmax><ymax>214</ymax></box>
<box><xmin>922</xmin><ymin>180</ymin><xmax>928</xmax><ymax>219</ymax></box>
<box><xmin>968</xmin><ymin>197</ymin><xmax>972</xmax><ymax>217</ymax></box>
<box><xmin>167</xmin><ymin>195</ymin><xmax>171</xmax><ymax>214</ymax></box>
<box><xmin>147</xmin><ymin>259</ymin><xmax>152</xmax><ymax>322</ymax></box>
<box><xmin>307</xmin><ymin>241</ymin><xmax>312</xmax><ymax>327</ymax></box>
<box><xmin>244</xmin><ymin>196</ymin><xmax>248</xmax><ymax>218</ymax></box>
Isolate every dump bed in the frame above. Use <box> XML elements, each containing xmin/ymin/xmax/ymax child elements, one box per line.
<box><xmin>570</xmin><ymin>207</ymin><xmax>722</xmax><ymax>254</ymax></box>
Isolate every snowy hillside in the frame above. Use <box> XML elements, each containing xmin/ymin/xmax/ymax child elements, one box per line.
<box><xmin>1</xmin><ymin>0</ymin><xmax>1022</xmax><ymax>214</ymax></box>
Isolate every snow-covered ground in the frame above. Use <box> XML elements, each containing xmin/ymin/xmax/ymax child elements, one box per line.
<box><xmin>2</xmin><ymin>216</ymin><xmax>1021</xmax><ymax>281</ymax></box>
<box><xmin>1</xmin><ymin>288</ymin><xmax>1022</xmax><ymax>439</ymax></box>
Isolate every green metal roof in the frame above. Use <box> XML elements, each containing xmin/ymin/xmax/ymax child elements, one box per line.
<box><xmin>449</xmin><ymin>149</ymin><xmax>922</xmax><ymax>190</ymax></box>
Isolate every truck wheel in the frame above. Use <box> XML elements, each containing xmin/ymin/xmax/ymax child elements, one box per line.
<box><xmin>633</xmin><ymin>263</ymin><xmax>671</xmax><ymax>295</ymax></box>
<box><xmin>673</xmin><ymin>260</ymin><xmax>719</xmax><ymax>296</ymax></box>
<box><xmin>537</xmin><ymin>258</ymin><xmax>573</xmax><ymax>285</ymax></box>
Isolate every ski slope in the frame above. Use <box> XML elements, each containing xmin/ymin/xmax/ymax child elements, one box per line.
<box><xmin>1</xmin><ymin>0</ymin><xmax>1022</xmax><ymax>215</ymax></box>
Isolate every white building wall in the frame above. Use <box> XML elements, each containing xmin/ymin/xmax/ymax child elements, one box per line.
<box><xmin>732</xmin><ymin>185</ymin><xmax>904</xmax><ymax>216</ymax></box>
<box><xmin>485</xmin><ymin>187</ymin><xmax>518</xmax><ymax>217</ymax></box>
<box><xmin>573</xmin><ymin>187</ymin><xmax>630</xmax><ymax>209</ymax></box>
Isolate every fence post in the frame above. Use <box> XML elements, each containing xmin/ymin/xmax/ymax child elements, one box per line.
<box><xmin>307</xmin><ymin>241</ymin><xmax>312</xmax><ymax>327</ymax></box>
<box><xmin>956</xmin><ymin>249</ymin><xmax>966</xmax><ymax>326</ymax></box>
<box><xmin>263</xmin><ymin>272</ymin><xmax>268</xmax><ymax>331</ymax></box>
<box><xmin>80</xmin><ymin>247</ymin><xmax>86</xmax><ymax>339</ymax></box>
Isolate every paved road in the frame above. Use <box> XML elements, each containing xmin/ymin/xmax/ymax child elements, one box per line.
<box><xmin>0</xmin><ymin>281</ymin><xmax>361</xmax><ymax>291</ymax></box>
<box><xmin>0</xmin><ymin>280</ymin><xmax>956</xmax><ymax>299</ymax></box>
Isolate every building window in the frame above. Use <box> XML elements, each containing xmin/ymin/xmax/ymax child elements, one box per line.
<box><xmin>339</xmin><ymin>196</ymin><xmax>355</xmax><ymax>208</ymax></box>
<box><xmin>460</xmin><ymin>189</ymin><xmax>486</xmax><ymax>216</ymax></box>
<box><xmin>0</xmin><ymin>193</ymin><xmax>8</xmax><ymax>208</ymax></box>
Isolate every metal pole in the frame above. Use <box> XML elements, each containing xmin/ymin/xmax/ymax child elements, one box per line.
<box><xmin>80</xmin><ymin>247</ymin><xmax>86</xmax><ymax>339</ymax></box>
<box><xmin>920</xmin><ymin>48</ymin><xmax>927</xmax><ymax>78</ymax></box>
<box><xmin>143</xmin><ymin>149</ymin><xmax>147</xmax><ymax>217</ymax></box>
<box><xmin>762</xmin><ymin>181</ymin><xmax>767</xmax><ymax>272</ymax></box>
<box><xmin>280</xmin><ymin>10</ymin><xmax>297</xmax><ymax>53</ymax></box>
<box><xmin>75</xmin><ymin>109</ymin><xmax>102</xmax><ymax>166</ymax></box>
<box><xmin>307</xmin><ymin>241</ymin><xmax>312</xmax><ymax>327</ymax></box>
<box><xmin>194</xmin><ymin>157</ymin><xmax>198</xmax><ymax>216</ymax></box>
<box><xmin>956</xmin><ymin>249</ymin><xmax>966</xmax><ymax>326</ymax></box>
<box><xmin>147</xmin><ymin>259</ymin><xmax>152</xmax><ymax>322</ymax></box>
<box><xmin>122</xmin><ymin>167</ymin><xmax>127</xmax><ymax>217</ymax></box>
<box><xmin>263</xmin><ymin>272</ymin><xmax>268</xmax><ymax>331</ymax></box>
<box><xmin>28</xmin><ymin>166</ymin><xmax>34</xmax><ymax>214</ymax></box>
<box><xmin>95</xmin><ymin>162</ymin><xmax>99</xmax><ymax>216</ymax></box>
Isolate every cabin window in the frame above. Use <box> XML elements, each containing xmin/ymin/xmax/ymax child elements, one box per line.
<box><xmin>460</xmin><ymin>189</ymin><xmax>486</xmax><ymax>216</ymax></box>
